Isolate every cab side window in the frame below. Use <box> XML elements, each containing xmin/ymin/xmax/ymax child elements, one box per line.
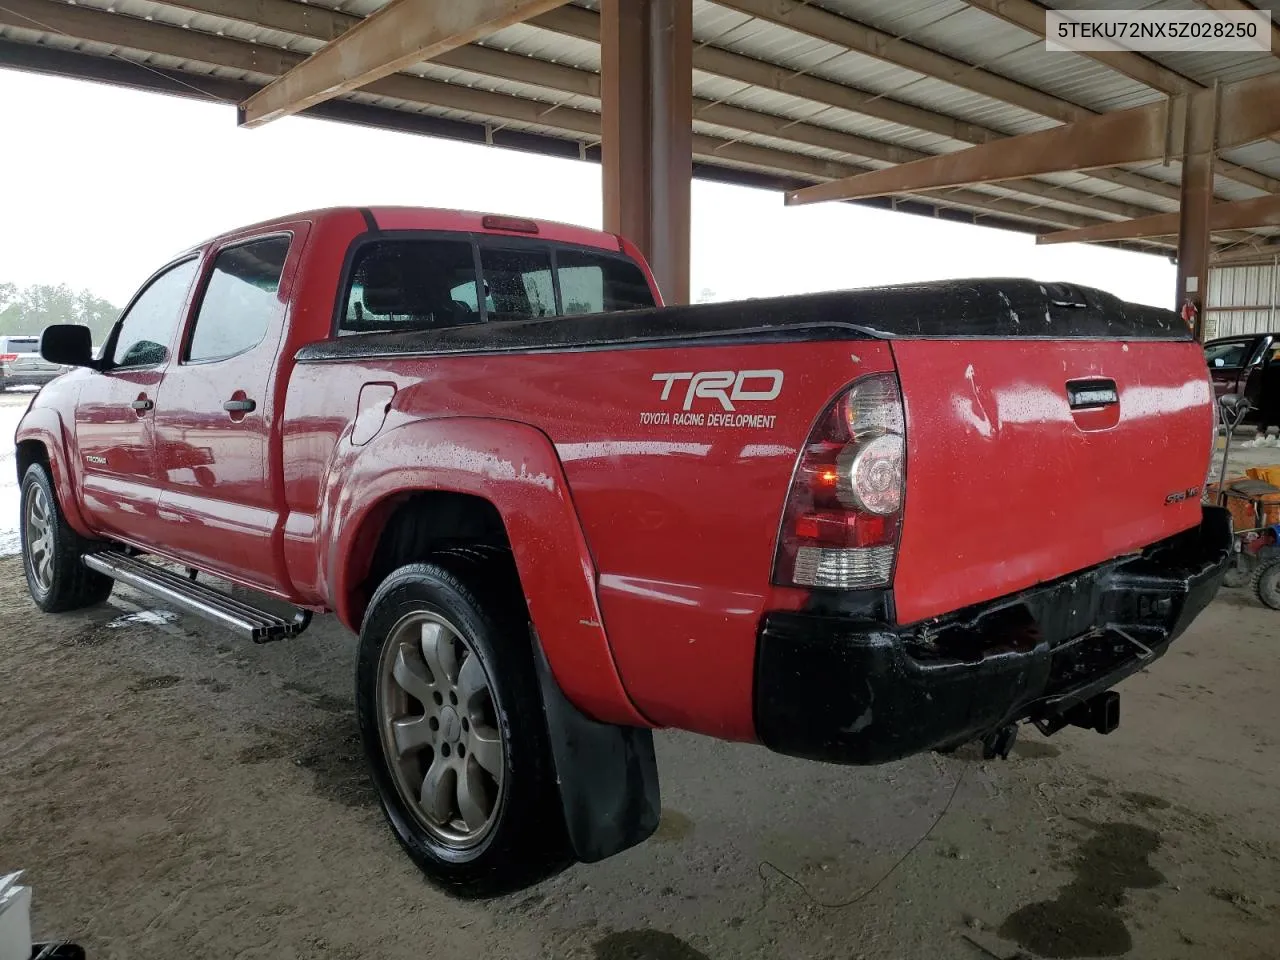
<box><xmin>187</xmin><ymin>236</ymin><xmax>291</xmax><ymax>363</ymax></box>
<box><xmin>112</xmin><ymin>259</ymin><xmax>199</xmax><ymax>368</ymax></box>
<box><xmin>556</xmin><ymin>249</ymin><xmax>655</xmax><ymax>315</ymax></box>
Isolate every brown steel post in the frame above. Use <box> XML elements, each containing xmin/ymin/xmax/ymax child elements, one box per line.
<box><xmin>600</xmin><ymin>0</ymin><xmax>692</xmax><ymax>304</ymax></box>
<box><xmin>1176</xmin><ymin>89</ymin><xmax>1218</xmax><ymax>341</ymax></box>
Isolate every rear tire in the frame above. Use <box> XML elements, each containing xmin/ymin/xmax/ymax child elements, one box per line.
<box><xmin>20</xmin><ymin>463</ymin><xmax>113</xmax><ymax>612</ymax></box>
<box><xmin>1251</xmin><ymin>558</ymin><xmax>1280</xmax><ymax>610</ymax></box>
<box><xmin>355</xmin><ymin>560</ymin><xmax>571</xmax><ymax>898</ymax></box>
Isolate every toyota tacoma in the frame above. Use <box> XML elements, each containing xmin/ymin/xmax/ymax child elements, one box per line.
<box><xmin>15</xmin><ymin>206</ymin><xmax>1230</xmax><ymax>896</ymax></box>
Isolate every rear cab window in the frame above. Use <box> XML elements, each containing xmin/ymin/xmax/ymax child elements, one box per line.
<box><xmin>343</xmin><ymin>240</ymin><xmax>481</xmax><ymax>334</ymax></box>
<box><xmin>339</xmin><ymin>235</ymin><xmax>654</xmax><ymax>335</ymax></box>
<box><xmin>3</xmin><ymin>338</ymin><xmax>39</xmax><ymax>354</ymax></box>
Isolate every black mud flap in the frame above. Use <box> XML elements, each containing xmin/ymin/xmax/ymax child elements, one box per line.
<box><xmin>531</xmin><ymin>634</ymin><xmax>661</xmax><ymax>863</ymax></box>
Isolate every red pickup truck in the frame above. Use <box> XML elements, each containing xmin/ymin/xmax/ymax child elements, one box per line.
<box><xmin>17</xmin><ymin>207</ymin><xmax>1229</xmax><ymax>896</ymax></box>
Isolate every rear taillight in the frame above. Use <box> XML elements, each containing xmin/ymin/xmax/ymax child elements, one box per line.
<box><xmin>773</xmin><ymin>373</ymin><xmax>905</xmax><ymax>590</ymax></box>
<box><xmin>0</xmin><ymin>354</ymin><xmax>17</xmax><ymax>363</ymax></box>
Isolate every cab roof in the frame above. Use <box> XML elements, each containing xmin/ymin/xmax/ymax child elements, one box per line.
<box><xmin>192</xmin><ymin>206</ymin><xmax>624</xmax><ymax>255</ymax></box>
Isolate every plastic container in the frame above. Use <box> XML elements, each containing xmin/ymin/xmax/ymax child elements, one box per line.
<box><xmin>0</xmin><ymin>877</ymin><xmax>31</xmax><ymax>960</ymax></box>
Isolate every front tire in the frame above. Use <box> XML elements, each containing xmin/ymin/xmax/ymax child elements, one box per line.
<box><xmin>20</xmin><ymin>463</ymin><xmax>113</xmax><ymax>612</ymax></box>
<box><xmin>356</xmin><ymin>560</ymin><xmax>571</xmax><ymax>898</ymax></box>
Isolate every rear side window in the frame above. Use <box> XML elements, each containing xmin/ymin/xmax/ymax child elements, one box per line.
<box><xmin>188</xmin><ymin>236</ymin><xmax>291</xmax><ymax>362</ymax></box>
<box><xmin>342</xmin><ymin>240</ymin><xmax>480</xmax><ymax>335</ymax></box>
<box><xmin>556</xmin><ymin>249</ymin><xmax>655</xmax><ymax>315</ymax></box>
<box><xmin>112</xmin><ymin>258</ymin><xmax>199</xmax><ymax>368</ymax></box>
<box><xmin>479</xmin><ymin>247</ymin><xmax>556</xmax><ymax>322</ymax></box>
<box><xmin>1205</xmin><ymin>340</ymin><xmax>1251</xmax><ymax>369</ymax></box>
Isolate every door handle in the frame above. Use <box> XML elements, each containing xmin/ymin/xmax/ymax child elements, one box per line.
<box><xmin>223</xmin><ymin>398</ymin><xmax>256</xmax><ymax>413</ymax></box>
<box><xmin>1066</xmin><ymin>378</ymin><xmax>1118</xmax><ymax>410</ymax></box>
<box><xmin>131</xmin><ymin>398</ymin><xmax>154</xmax><ymax>411</ymax></box>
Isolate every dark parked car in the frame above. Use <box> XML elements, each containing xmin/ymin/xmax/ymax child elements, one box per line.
<box><xmin>0</xmin><ymin>335</ymin><xmax>64</xmax><ymax>391</ymax></box>
<box><xmin>1205</xmin><ymin>332</ymin><xmax>1280</xmax><ymax>425</ymax></box>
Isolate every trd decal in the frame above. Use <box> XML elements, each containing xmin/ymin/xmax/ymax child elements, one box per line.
<box><xmin>651</xmin><ymin>370</ymin><xmax>783</xmax><ymax>410</ymax></box>
<box><xmin>642</xmin><ymin>369</ymin><xmax>784</xmax><ymax>430</ymax></box>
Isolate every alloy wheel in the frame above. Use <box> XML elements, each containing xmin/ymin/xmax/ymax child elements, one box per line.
<box><xmin>24</xmin><ymin>483</ymin><xmax>55</xmax><ymax>595</ymax></box>
<box><xmin>376</xmin><ymin>611</ymin><xmax>506</xmax><ymax>848</ymax></box>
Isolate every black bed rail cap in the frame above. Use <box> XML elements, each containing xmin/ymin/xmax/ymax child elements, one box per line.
<box><xmin>297</xmin><ymin>277</ymin><xmax>1189</xmax><ymax>363</ymax></box>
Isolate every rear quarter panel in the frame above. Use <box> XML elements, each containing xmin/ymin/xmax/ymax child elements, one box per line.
<box><xmin>283</xmin><ymin>339</ymin><xmax>895</xmax><ymax>739</ymax></box>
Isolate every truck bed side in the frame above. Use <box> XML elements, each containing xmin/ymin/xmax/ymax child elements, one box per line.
<box><xmin>283</xmin><ymin>338</ymin><xmax>896</xmax><ymax>739</ymax></box>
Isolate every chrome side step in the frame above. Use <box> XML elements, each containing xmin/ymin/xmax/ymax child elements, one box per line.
<box><xmin>83</xmin><ymin>552</ymin><xmax>312</xmax><ymax>643</ymax></box>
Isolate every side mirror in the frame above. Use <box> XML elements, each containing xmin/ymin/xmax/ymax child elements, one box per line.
<box><xmin>41</xmin><ymin>324</ymin><xmax>97</xmax><ymax>369</ymax></box>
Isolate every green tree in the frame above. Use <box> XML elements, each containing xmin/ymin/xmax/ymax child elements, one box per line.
<box><xmin>0</xmin><ymin>281</ymin><xmax>120</xmax><ymax>343</ymax></box>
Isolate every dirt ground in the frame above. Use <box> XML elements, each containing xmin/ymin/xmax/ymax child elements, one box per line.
<box><xmin>1</xmin><ymin>561</ymin><xmax>1278</xmax><ymax>960</ymax></box>
<box><xmin>2</xmin><ymin>388</ymin><xmax>1279</xmax><ymax>960</ymax></box>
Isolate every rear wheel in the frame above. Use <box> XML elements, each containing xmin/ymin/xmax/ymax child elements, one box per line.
<box><xmin>20</xmin><ymin>463</ymin><xmax>112</xmax><ymax>612</ymax></box>
<box><xmin>355</xmin><ymin>560</ymin><xmax>571</xmax><ymax>898</ymax></box>
<box><xmin>1251</xmin><ymin>558</ymin><xmax>1280</xmax><ymax>610</ymax></box>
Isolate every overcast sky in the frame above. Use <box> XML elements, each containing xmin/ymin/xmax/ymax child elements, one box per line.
<box><xmin>0</xmin><ymin>68</ymin><xmax>1176</xmax><ymax>309</ymax></box>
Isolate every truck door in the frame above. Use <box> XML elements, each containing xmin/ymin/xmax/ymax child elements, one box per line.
<box><xmin>1205</xmin><ymin>336</ymin><xmax>1259</xmax><ymax>401</ymax></box>
<box><xmin>152</xmin><ymin>232</ymin><xmax>301</xmax><ymax>593</ymax></box>
<box><xmin>75</xmin><ymin>257</ymin><xmax>199</xmax><ymax>541</ymax></box>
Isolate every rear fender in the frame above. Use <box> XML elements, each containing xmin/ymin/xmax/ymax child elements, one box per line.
<box><xmin>322</xmin><ymin>416</ymin><xmax>650</xmax><ymax>728</ymax></box>
<box><xmin>16</xmin><ymin>407</ymin><xmax>94</xmax><ymax>539</ymax></box>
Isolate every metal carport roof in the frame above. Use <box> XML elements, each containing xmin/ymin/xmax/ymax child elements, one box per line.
<box><xmin>1</xmin><ymin>0</ymin><xmax>1278</xmax><ymax>260</ymax></box>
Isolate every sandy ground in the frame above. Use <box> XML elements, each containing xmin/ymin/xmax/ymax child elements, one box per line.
<box><xmin>2</xmin><ymin>567</ymin><xmax>1279</xmax><ymax>959</ymax></box>
<box><xmin>2</xmin><ymin>393</ymin><xmax>1279</xmax><ymax>959</ymax></box>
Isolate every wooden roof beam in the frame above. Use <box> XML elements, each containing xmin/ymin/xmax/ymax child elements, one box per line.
<box><xmin>962</xmin><ymin>0</ymin><xmax>1280</xmax><ymax>193</ymax></box>
<box><xmin>787</xmin><ymin>71</ymin><xmax>1280</xmax><ymax>205</ymax></box>
<box><xmin>0</xmin><ymin>0</ymin><xmax>1108</xmax><ymax>235</ymax></box>
<box><xmin>1212</xmin><ymin>237</ymin><xmax>1280</xmax><ymax>265</ymax></box>
<box><xmin>1039</xmin><ymin>193</ymin><xmax>1280</xmax><ymax>244</ymax></box>
<box><xmin>154</xmin><ymin>0</ymin><xmax>1200</xmax><ymax>208</ymax></box>
<box><xmin>148</xmin><ymin>0</ymin><xmax>1162</xmax><ymax>220</ymax></box>
<box><xmin>237</xmin><ymin>0</ymin><xmax>569</xmax><ymax>127</ymax></box>
<box><xmin>716</xmin><ymin>0</ymin><xmax>1280</xmax><ymax>195</ymax></box>
<box><xmin>1198</xmin><ymin>0</ymin><xmax>1280</xmax><ymax>60</ymax></box>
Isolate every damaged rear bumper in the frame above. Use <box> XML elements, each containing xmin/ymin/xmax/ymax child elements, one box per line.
<box><xmin>754</xmin><ymin>507</ymin><xmax>1232</xmax><ymax>764</ymax></box>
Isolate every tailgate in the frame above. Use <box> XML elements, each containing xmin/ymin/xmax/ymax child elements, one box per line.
<box><xmin>891</xmin><ymin>338</ymin><xmax>1212</xmax><ymax>624</ymax></box>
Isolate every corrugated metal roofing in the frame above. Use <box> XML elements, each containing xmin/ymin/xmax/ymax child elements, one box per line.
<box><xmin>1206</xmin><ymin>261</ymin><xmax>1280</xmax><ymax>338</ymax></box>
<box><xmin>1</xmin><ymin>0</ymin><xmax>1278</xmax><ymax>259</ymax></box>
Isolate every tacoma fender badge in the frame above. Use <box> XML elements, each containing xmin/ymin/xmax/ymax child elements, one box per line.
<box><xmin>1164</xmin><ymin>486</ymin><xmax>1199</xmax><ymax>505</ymax></box>
<box><xmin>85</xmin><ymin>455</ymin><xmax>107</xmax><ymax>466</ymax></box>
